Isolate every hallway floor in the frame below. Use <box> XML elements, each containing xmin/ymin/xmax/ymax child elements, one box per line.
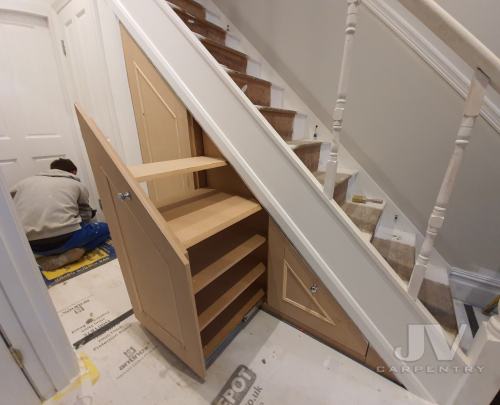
<box><xmin>44</xmin><ymin>260</ymin><xmax>430</xmax><ymax>404</ymax></box>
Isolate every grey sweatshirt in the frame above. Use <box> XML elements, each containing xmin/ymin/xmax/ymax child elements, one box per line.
<box><xmin>11</xmin><ymin>169</ymin><xmax>92</xmax><ymax>241</ymax></box>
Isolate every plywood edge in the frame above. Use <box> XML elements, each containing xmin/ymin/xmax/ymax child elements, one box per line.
<box><xmin>203</xmin><ymin>289</ymin><xmax>265</xmax><ymax>357</ymax></box>
<box><xmin>198</xmin><ymin>263</ymin><xmax>265</xmax><ymax>330</ymax></box>
<box><xmin>129</xmin><ymin>156</ymin><xmax>226</xmax><ymax>182</ymax></box>
<box><xmin>192</xmin><ymin>234</ymin><xmax>266</xmax><ymax>294</ymax></box>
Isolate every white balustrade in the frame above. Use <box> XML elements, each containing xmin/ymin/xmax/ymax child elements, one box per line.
<box><xmin>323</xmin><ymin>0</ymin><xmax>359</xmax><ymax>199</ymax></box>
<box><xmin>407</xmin><ymin>69</ymin><xmax>490</xmax><ymax>298</ymax></box>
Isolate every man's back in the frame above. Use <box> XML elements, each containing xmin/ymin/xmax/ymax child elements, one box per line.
<box><xmin>12</xmin><ymin>169</ymin><xmax>89</xmax><ymax>241</ymax></box>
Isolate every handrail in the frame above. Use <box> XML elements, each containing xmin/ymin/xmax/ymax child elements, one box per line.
<box><xmin>398</xmin><ymin>0</ymin><xmax>500</xmax><ymax>94</ymax></box>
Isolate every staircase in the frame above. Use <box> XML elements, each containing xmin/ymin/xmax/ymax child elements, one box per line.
<box><xmin>103</xmin><ymin>0</ymin><xmax>500</xmax><ymax>403</ymax></box>
<box><xmin>167</xmin><ymin>0</ymin><xmax>458</xmax><ymax>338</ymax></box>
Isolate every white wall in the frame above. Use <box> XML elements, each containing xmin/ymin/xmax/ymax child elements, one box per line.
<box><xmin>213</xmin><ymin>0</ymin><xmax>500</xmax><ymax>277</ymax></box>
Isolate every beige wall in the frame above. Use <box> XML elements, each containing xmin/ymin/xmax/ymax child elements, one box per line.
<box><xmin>213</xmin><ymin>0</ymin><xmax>500</xmax><ymax>275</ymax></box>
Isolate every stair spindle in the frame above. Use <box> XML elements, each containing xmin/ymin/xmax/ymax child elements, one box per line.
<box><xmin>324</xmin><ymin>0</ymin><xmax>360</xmax><ymax>199</ymax></box>
<box><xmin>407</xmin><ymin>69</ymin><xmax>490</xmax><ymax>299</ymax></box>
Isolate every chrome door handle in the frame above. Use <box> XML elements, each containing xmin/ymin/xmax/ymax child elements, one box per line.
<box><xmin>117</xmin><ymin>192</ymin><xmax>132</xmax><ymax>201</ymax></box>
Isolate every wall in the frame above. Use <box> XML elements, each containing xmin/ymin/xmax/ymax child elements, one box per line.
<box><xmin>213</xmin><ymin>0</ymin><xmax>500</xmax><ymax>276</ymax></box>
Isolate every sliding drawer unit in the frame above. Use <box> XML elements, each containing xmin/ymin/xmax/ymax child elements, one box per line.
<box><xmin>76</xmin><ymin>106</ymin><xmax>267</xmax><ymax>379</ymax></box>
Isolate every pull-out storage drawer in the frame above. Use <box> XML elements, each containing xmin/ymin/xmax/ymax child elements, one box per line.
<box><xmin>267</xmin><ymin>219</ymin><xmax>368</xmax><ymax>362</ymax></box>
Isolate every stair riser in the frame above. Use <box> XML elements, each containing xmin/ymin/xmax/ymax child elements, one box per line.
<box><xmin>229</xmin><ymin>73</ymin><xmax>271</xmax><ymax>106</ymax></box>
<box><xmin>293</xmin><ymin>144</ymin><xmax>321</xmax><ymax>173</ymax></box>
<box><xmin>169</xmin><ymin>0</ymin><xmax>205</xmax><ymax>19</ymax></box>
<box><xmin>175</xmin><ymin>10</ymin><xmax>226</xmax><ymax>45</ymax></box>
<box><xmin>260</xmin><ymin>110</ymin><xmax>296</xmax><ymax>141</ymax></box>
<box><xmin>203</xmin><ymin>41</ymin><xmax>247</xmax><ymax>73</ymax></box>
<box><xmin>333</xmin><ymin>178</ymin><xmax>349</xmax><ymax>206</ymax></box>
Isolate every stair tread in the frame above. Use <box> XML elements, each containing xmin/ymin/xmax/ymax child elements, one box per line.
<box><xmin>167</xmin><ymin>0</ymin><xmax>205</xmax><ymax>19</ymax></box>
<box><xmin>372</xmin><ymin>238</ymin><xmax>458</xmax><ymax>334</ymax></box>
<box><xmin>226</xmin><ymin>69</ymin><xmax>271</xmax><ymax>86</ymax></box>
<box><xmin>192</xmin><ymin>234</ymin><xmax>266</xmax><ymax>294</ymax></box>
<box><xmin>372</xmin><ymin>238</ymin><xmax>415</xmax><ymax>281</ymax></box>
<box><xmin>201</xmin><ymin>37</ymin><xmax>248</xmax><ymax>58</ymax></box>
<box><xmin>198</xmin><ymin>262</ymin><xmax>265</xmax><ymax>330</ymax></box>
<box><xmin>342</xmin><ymin>202</ymin><xmax>383</xmax><ymax>236</ymax></box>
<box><xmin>129</xmin><ymin>156</ymin><xmax>226</xmax><ymax>182</ymax></box>
<box><xmin>160</xmin><ymin>189</ymin><xmax>262</xmax><ymax>248</ymax></box>
<box><xmin>314</xmin><ymin>171</ymin><xmax>351</xmax><ymax>185</ymax></box>
<box><xmin>287</xmin><ymin>139</ymin><xmax>325</xmax><ymax>150</ymax></box>
<box><xmin>258</xmin><ymin>106</ymin><xmax>296</xmax><ymax>114</ymax></box>
<box><xmin>173</xmin><ymin>8</ymin><xmax>225</xmax><ymax>33</ymax></box>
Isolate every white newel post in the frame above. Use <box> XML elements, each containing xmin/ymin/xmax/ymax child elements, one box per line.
<box><xmin>323</xmin><ymin>0</ymin><xmax>360</xmax><ymax>199</ymax></box>
<box><xmin>448</xmin><ymin>302</ymin><xmax>500</xmax><ymax>405</ymax></box>
<box><xmin>407</xmin><ymin>69</ymin><xmax>490</xmax><ymax>299</ymax></box>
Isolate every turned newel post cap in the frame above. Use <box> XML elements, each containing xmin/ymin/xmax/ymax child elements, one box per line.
<box><xmin>486</xmin><ymin>302</ymin><xmax>500</xmax><ymax>339</ymax></box>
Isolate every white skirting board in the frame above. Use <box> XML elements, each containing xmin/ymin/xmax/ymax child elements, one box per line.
<box><xmin>449</xmin><ymin>267</ymin><xmax>500</xmax><ymax>308</ymax></box>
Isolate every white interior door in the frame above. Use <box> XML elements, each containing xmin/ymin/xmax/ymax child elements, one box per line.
<box><xmin>0</xmin><ymin>334</ymin><xmax>39</xmax><ymax>405</ymax></box>
<box><xmin>0</xmin><ymin>9</ymin><xmax>82</xmax><ymax>190</ymax></box>
<box><xmin>57</xmin><ymin>0</ymin><xmax>121</xmax><ymax>154</ymax></box>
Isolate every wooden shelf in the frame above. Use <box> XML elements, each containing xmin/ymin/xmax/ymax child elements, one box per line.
<box><xmin>128</xmin><ymin>157</ymin><xmax>226</xmax><ymax>182</ymax></box>
<box><xmin>160</xmin><ymin>189</ymin><xmax>262</xmax><ymax>248</ymax></box>
<box><xmin>192</xmin><ymin>234</ymin><xmax>265</xmax><ymax>294</ymax></box>
<box><xmin>197</xmin><ymin>262</ymin><xmax>265</xmax><ymax>331</ymax></box>
<box><xmin>202</xmin><ymin>287</ymin><xmax>265</xmax><ymax>357</ymax></box>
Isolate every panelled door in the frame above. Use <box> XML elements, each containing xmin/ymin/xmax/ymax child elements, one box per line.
<box><xmin>0</xmin><ymin>9</ymin><xmax>80</xmax><ymax>189</ymax></box>
<box><xmin>76</xmin><ymin>106</ymin><xmax>206</xmax><ymax>379</ymax></box>
<box><xmin>268</xmin><ymin>219</ymin><xmax>369</xmax><ymax>361</ymax></box>
<box><xmin>121</xmin><ymin>25</ymin><xmax>195</xmax><ymax>206</ymax></box>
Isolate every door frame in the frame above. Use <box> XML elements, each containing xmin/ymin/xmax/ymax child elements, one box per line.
<box><xmin>0</xmin><ymin>171</ymin><xmax>78</xmax><ymax>400</ymax></box>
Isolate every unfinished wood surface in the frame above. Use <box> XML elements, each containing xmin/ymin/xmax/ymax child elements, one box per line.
<box><xmin>314</xmin><ymin>171</ymin><xmax>351</xmax><ymax>206</ymax></box>
<box><xmin>128</xmin><ymin>156</ymin><xmax>226</xmax><ymax>183</ymax></box>
<box><xmin>342</xmin><ymin>202</ymin><xmax>383</xmax><ymax>237</ymax></box>
<box><xmin>259</xmin><ymin>107</ymin><xmax>296</xmax><ymax>141</ymax></box>
<box><xmin>192</xmin><ymin>234</ymin><xmax>266</xmax><ymax>294</ymax></box>
<box><xmin>197</xmin><ymin>262</ymin><xmax>265</xmax><ymax>330</ymax></box>
<box><xmin>289</xmin><ymin>141</ymin><xmax>322</xmax><ymax>172</ymax></box>
<box><xmin>121</xmin><ymin>25</ymin><xmax>195</xmax><ymax>206</ymax></box>
<box><xmin>228</xmin><ymin>70</ymin><xmax>271</xmax><ymax>106</ymax></box>
<box><xmin>267</xmin><ymin>219</ymin><xmax>368</xmax><ymax>361</ymax></box>
<box><xmin>75</xmin><ymin>105</ymin><xmax>206</xmax><ymax>379</ymax></box>
<box><xmin>160</xmin><ymin>189</ymin><xmax>262</xmax><ymax>248</ymax></box>
<box><xmin>201</xmin><ymin>38</ymin><xmax>248</xmax><ymax>73</ymax></box>
<box><xmin>173</xmin><ymin>8</ymin><xmax>225</xmax><ymax>44</ymax></box>
<box><xmin>168</xmin><ymin>0</ymin><xmax>205</xmax><ymax>19</ymax></box>
<box><xmin>202</xmin><ymin>287</ymin><xmax>265</xmax><ymax>357</ymax></box>
<box><xmin>202</xmin><ymin>133</ymin><xmax>255</xmax><ymax>199</ymax></box>
<box><xmin>365</xmin><ymin>345</ymin><xmax>399</xmax><ymax>383</ymax></box>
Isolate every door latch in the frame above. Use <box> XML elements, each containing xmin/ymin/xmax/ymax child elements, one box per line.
<box><xmin>117</xmin><ymin>192</ymin><xmax>132</xmax><ymax>201</ymax></box>
<box><xmin>310</xmin><ymin>284</ymin><xmax>319</xmax><ymax>294</ymax></box>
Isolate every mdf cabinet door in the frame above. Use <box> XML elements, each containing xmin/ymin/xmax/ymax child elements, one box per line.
<box><xmin>76</xmin><ymin>106</ymin><xmax>206</xmax><ymax>379</ymax></box>
<box><xmin>267</xmin><ymin>219</ymin><xmax>368</xmax><ymax>361</ymax></box>
<box><xmin>121</xmin><ymin>25</ymin><xmax>195</xmax><ymax>206</ymax></box>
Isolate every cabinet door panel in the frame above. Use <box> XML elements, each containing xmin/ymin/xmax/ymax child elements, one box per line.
<box><xmin>268</xmin><ymin>219</ymin><xmax>368</xmax><ymax>361</ymax></box>
<box><xmin>76</xmin><ymin>106</ymin><xmax>205</xmax><ymax>379</ymax></box>
<box><xmin>121</xmin><ymin>25</ymin><xmax>194</xmax><ymax>206</ymax></box>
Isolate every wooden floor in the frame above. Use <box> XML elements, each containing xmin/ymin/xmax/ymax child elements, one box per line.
<box><xmin>45</xmin><ymin>260</ymin><xmax>430</xmax><ymax>405</ymax></box>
